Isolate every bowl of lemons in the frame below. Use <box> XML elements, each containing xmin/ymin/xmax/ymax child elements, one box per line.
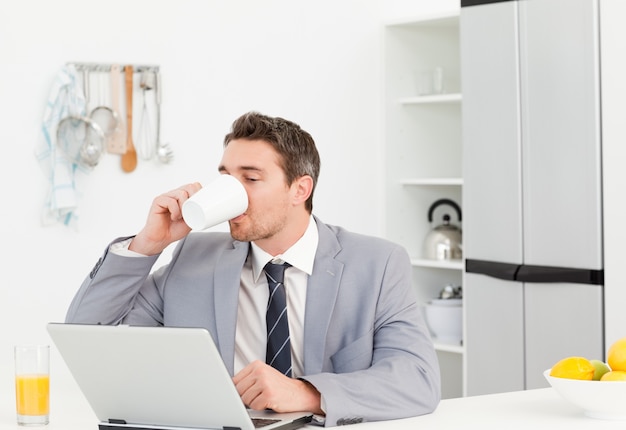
<box><xmin>544</xmin><ymin>337</ymin><xmax>626</xmax><ymax>420</ymax></box>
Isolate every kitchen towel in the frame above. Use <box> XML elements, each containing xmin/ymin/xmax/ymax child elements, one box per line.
<box><xmin>35</xmin><ymin>64</ymin><xmax>88</xmax><ymax>228</ymax></box>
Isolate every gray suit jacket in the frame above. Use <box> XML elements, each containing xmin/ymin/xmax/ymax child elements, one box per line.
<box><xmin>66</xmin><ymin>217</ymin><xmax>441</xmax><ymax>426</ymax></box>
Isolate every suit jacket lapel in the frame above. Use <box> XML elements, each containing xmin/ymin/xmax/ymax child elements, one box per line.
<box><xmin>211</xmin><ymin>220</ymin><xmax>342</xmax><ymax>376</ymax></box>
<box><xmin>213</xmin><ymin>240</ymin><xmax>250</xmax><ymax>375</ymax></box>
<box><xmin>303</xmin><ymin>219</ymin><xmax>343</xmax><ymax>375</ymax></box>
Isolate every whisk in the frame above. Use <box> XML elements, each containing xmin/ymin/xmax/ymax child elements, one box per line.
<box><xmin>155</xmin><ymin>71</ymin><xmax>173</xmax><ymax>163</ymax></box>
<box><xmin>137</xmin><ymin>71</ymin><xmax>155</xmax><ymax>160</ymax></box>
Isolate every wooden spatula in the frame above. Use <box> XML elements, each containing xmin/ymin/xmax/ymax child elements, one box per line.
<box><xmin>121</xmin><ymin>65</ymin><xmax>138</xmax><ymax>173</ymax></box>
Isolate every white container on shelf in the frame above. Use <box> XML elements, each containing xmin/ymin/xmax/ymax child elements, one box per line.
<box><xmin>424</xmin><ymin>298</ymin><xmax>463</xmax><ymax>344</ymax></box>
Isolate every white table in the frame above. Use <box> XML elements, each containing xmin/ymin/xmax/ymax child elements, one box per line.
<box><xmin>1</xmin><ymin>386</ymin><xmax>624</xmax><ymax>430</ymax></box>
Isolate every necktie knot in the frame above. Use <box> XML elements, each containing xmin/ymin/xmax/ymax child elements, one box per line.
<box><xmin>264</xmin><ymin>261</ymin><xmax>290</xmax><ymax>284</ymax></box>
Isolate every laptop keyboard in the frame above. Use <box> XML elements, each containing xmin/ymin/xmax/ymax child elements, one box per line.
<box><xmin>251</xmin><ymin>418</ymin><xmax>281</xmax><ymax>428</ymax></box>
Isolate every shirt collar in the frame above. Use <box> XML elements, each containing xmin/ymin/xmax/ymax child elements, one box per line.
<box><xmin>251</xmin><ymin>215</ymin><xmax>319</xmax><ymax>282</ymax></box>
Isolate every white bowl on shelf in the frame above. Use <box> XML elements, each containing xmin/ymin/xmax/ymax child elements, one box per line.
<box><xmin>424</xmin><ymin>299</ymin><xmax>462</xmax><ymax>344</ymax></box>
<box><xmin>544</xmin><ymin>369</ymin><xmax>626</xmax><ymax>420</ymax></box>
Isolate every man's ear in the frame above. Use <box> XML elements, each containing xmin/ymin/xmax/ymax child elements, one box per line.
<box><xmin>291</xmin><ymin>175</ymin><xmax>314</xmax><ymax>206</ymax></box>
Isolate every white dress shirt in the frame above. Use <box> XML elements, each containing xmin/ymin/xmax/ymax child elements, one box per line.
<box><xmin>234</xmin><ymin>216</ymin><xmax>318</xmax><ymax>377</ymax></box>
<box><xmin>111</xmin><ymin>215</ymin><xmax>319</xmax><ymax>377</ymax></box>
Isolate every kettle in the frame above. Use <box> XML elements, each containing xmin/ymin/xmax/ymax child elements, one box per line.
<box><xmin>424</xmin><ymin>198</ymin><xmax>462</xmax><ymax>260</ymax></box>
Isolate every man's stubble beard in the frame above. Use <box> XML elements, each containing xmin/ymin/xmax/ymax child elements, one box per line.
<box><xmin>228</xmin><ymin>213</ymin><xmax>287</xmax><ymax>243</ymax></box>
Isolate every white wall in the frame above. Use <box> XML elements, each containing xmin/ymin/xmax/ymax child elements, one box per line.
<box><xmin>0</xmin><ymin>0</ymin><xmax>458</xmax><ymax>413</ymax></box>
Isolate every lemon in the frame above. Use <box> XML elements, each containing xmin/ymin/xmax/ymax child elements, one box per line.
<box><xmin>550</xmin><ymin>356</ymin><xmax>594</xmax><ymax>380</ymax></box>
<box><xmin>600</xmin><ymin>370</ymin><xmax>626</xmax><ymax>381</ymax></box>
<box><xmin>607</xmin><ymin>337</ymin><xmax>626</xmax><ymax>372</ymax></box>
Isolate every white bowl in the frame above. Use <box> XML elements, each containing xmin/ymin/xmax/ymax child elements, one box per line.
<box><xmin>544</xmin><ymin>369</ymin><xmax>626</xmax><ymax>420</ymax></box>
<box><xmin>424</xmin><ymin>301</ymin><xmax>462</xmax><ymax>344</ymax></box>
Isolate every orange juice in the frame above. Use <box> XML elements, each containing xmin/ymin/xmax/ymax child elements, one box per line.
<box><xmin>15</xmin><ymin>374</ymin><xmax>49</xmax><ymax>416</ymax></box>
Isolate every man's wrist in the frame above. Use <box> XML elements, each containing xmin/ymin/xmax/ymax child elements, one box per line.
<box><xmin>298</xmin><ymin>379</ymin><xmax>325</xmax><ymax>416</ymax></box>
<box><xmin>110</xmin><ymin>238</ymin><xmax>146</xmax><ymax>257</ymax></box>
<box><xmin>127</xmin><ymin>234</ymin><xmax>165</xmax><ymax>256</ymax></box>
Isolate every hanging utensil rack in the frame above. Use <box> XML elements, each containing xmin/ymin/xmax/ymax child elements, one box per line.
<box><xmin>69</xmin><ymin>62</ymin><xmax>160</xmax><ymax>74</ymax></box>
<box><xmin>63</xmin><ymin>62</ymin><xmax>172</xmax><ymax>169</ymax></box>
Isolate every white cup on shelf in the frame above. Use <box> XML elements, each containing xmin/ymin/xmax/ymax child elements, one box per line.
<box><xmin>416</xmin><ymin>66</ymin><xmax>445</xmax><ymax>96</ymax></box>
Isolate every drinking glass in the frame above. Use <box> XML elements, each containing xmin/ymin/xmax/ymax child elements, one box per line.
<box><xmin>15</xmin><ymin>345</ymin><xmax>50</xmax><ymax>426</ymax></box>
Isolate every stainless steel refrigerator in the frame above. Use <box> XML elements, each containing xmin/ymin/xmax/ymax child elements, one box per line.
<box><xmin>461</xmin><ymin>0</ymin><xmax>604</xmax><ymax>396</ymax></box>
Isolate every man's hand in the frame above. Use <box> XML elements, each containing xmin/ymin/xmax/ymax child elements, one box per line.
<box><xmin>233</xmin><ymin>360</ymin><xmax>323</xmax><ymax>415</ymax></box>
<box><xmin>129</xmin><ymin>183</ymin><xmax>202</xmax><ymax>256</ymax></box>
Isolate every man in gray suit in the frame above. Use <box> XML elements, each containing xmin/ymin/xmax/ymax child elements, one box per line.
<box><xmin>66</xmin><ymin>112</ymin><xmax>440</xmax><ymax>426</ymax></box>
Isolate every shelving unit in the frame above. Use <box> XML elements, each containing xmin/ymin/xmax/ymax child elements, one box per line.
<box><xmin>411</xmin><ymin>259</ymin><xmax>463</xmax><ymax>271</ymax></box>
<box><xmin>382</xmin><ymin>11</ymin><xmax>464</xmax><ymax>399</ymax></box>
<box><xmin>401</xmin><ymin>178</ymin><xmax>463</xmax><ymax>186</ymax></box>
<box><xmin>399</xmin><ymin>93</ymin><xmax>462</xmax><ymax>105</ymax></box>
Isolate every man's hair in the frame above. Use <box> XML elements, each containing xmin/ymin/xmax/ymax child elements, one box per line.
<box><xmin>224</xmin><ymin>112</ymin><xmax>321</xmax><ymax>213</ymax></box>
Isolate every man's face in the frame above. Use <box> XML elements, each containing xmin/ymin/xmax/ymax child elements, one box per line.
<box><xmin>219</xmin><ymin>138</ymin><xmax>294</xmax><ymax>243</ymax></box>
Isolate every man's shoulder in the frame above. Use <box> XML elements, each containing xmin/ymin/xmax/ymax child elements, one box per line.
<box><xmin>317</xmin><ymin>219</ymin><xmax>405</xmax><ymax>253</ymax></box>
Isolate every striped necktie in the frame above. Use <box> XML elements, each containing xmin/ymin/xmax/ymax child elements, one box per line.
<box><xmin>264</xmin><ymin>262</ymin><xmax>292</xmax><ymax>377</ymax></box>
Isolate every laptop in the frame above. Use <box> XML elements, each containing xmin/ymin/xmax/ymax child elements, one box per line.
<box><xmin>47</xmin><ymin>323</ymin><xmax>313</xmax><ymax>430</ymax></box>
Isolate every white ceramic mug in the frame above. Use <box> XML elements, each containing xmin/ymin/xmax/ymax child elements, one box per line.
<box><xmin>182</xmin><ymin>175</ymin><xmax>248</xmax><ymax>230</ymax></box>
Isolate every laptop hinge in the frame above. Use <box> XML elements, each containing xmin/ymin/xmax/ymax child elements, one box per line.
<box><xmin>99</xmin><ymin>422</ymin><xmax>242</xmax><ymax>430</ymax></box>
<box><xmin>99</xmin><ymin>419</ymin><xmax>153</xmax><ymax>430</ymax></box>
<box><xmin>99</xmin><ymin>422</ymin><xmax>184</xmax><ymax>430</ymax></box>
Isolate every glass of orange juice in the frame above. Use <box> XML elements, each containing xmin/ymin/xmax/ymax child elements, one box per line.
<box><xmin>14</xmin><ymin>345</ymin><xmax>49</xmax><ymax>426</ymax></box>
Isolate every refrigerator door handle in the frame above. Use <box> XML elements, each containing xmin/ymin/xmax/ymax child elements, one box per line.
<box><xmin>461</xmin><ymin>0</ymin><xmax>517</xmax><ymax>7</ymax></box>
<box><xmin>516</xmin><ymin>265</ymin><xmax>604</xmax><ymax>285</ymax></box>
<box><xmin>465</xmin><ymin>259</ymin><xmax>520</xmax><ymax>281</ymax></box>
<box><xmin>466</xmin><ymin>259</ymin><xmax>604</xmax><ymax>285</ymax></box>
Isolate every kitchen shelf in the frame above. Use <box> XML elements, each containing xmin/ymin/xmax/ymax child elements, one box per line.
<box><xmin>433</xmin><ymin>341</ymin><xmax>465</xmax><ymax>354</ymax></box>
<box><xmin>383</xmin><ymin>9</ymin><xmax>463</xmax><ymax>399</ymax></box>
<box><xmin>401</xmin><ymin>178</ymin><xmax>463</xmax><ymax>186</ymax></box>
<box><xmin>385</xmin><ymin>12</ymin><xmax>460</xmax><ymax>28</ymax></box>
<box><xmin>399</xmin><ymin>93</ymin><xmax>462</xmax><ymax>105</ymax></box>
<box><xmin>411</xmin><ymin>259</ymin><xmax>463</xmax><ymax>271</ymax></box>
